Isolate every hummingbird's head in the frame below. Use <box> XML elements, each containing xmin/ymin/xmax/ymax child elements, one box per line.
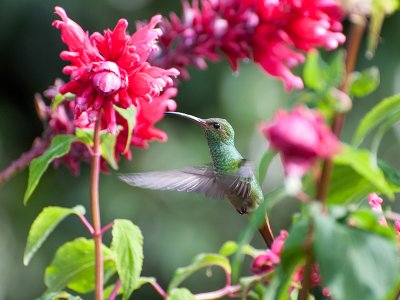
<box><xmin>165</xmin><ymin>112</ymin><xmax>235</xmax><ymax>145</ymax></box>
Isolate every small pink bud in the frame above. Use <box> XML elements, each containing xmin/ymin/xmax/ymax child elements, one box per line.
<box><xmin>394</xmin><ymin>220</ymin><xmax>400</xmax><ymax>233</ymax></box>
<box><xmin>92</xmin><ymin>61</ymin><xmax>122</xmax><ymax>96</ymax></box>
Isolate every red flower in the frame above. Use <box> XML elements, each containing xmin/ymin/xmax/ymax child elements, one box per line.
<box><xmin>250</xmin><ymin>230</ymin><xmax>288</xmax><ymax>275</ymax></box>
<box><xmin>247</xmin><ymin>0</ymin><xmax>345</xmax><ymax>90</ymax></box>
<box><xmin>153</xmin><ymin>0</ymin><xmax>258</xmax><ymax>78</ymax></box>
<box><xmin>53</xmin><ymin>7</ymin><xmax>179</xmax><ymax>133</ymax></box>
<box><xmin>261</xmin><ymin>105</ymin><xmax>341</xmax><ymax>177</ymax></box>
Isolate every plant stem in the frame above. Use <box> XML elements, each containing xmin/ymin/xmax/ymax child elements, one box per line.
<box><xmin>195</xmin><ymin>284</ymin><xmax>241</xmax><ymax>300</ymax></box>
<box><xmin>91</xmin><ymin>118</ymin><xmax>103</xmax><ymax>300</ymax></box>
<box><xmin>297</xmin><ymin>222</ymin><xmax>314</xmax><ymax>300</ymax></box>
<box><xmin>316</xmin><ymin>17</ymin><xmax>366</xmax><ymax>203</ymax></box>
<box><xmin>108</xmin><ymin>280</ymin><xmax>122</xmax><ymax>300</ymax></box>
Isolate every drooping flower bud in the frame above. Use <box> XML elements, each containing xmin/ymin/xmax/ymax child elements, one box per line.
<box><xmin>261</xmin><ymin>105</ymin><xmax>341</xmax><ymax>177</ymax></box>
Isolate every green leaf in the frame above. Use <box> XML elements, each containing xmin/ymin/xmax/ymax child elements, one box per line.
<box><xmin>52</xmin><ymin>93</ymin><xmax>75</xmax><ymax>111</ymax></box>
<box><xmin>257</xmin><ymin>150</ymin><xmax>277</xmax><ymax>185</ymax></box>
<box><xmin>75</xmin><ymin>128</ymin><xmax>94</xmax><ymax>147</ymax></box>
<box><xmin>168</xmin><ymin>253</ymin><xmax>231</xmax><ymax>291</ymax></box>
<box><xmin>348</xmin><ymin>208</ymin><xmax>395</xmax><ymax>238</ymax></box>
<box><xmin>367</xmin><ymin>0</ymin><xmax>399</xmax><ymax>58</ymax></box>
<box><xmin>332</xmin><ymin>145</ymin><xmax>394</xmax><ymax>199</ymax></box>
<box><xmin>378</xmin><ymin>159</ymin><xmax>400</xmax><ymax>187</ymax></box>
<box><xmin>111</xmin><ymin>219</ymin><xmax>144</xmax><ymax>300</ymax></box>
<box><xmin>24</xmin><ymin>135</ymin><xmax>76</xmax><ymax>204</ymax></box>
<box><xmin>114</xmin><ymin>105</ymin><xmax>136</xmax><ymax>153</ymax></box>
<box><xmin>100</xmin><ymin>132</ymin><xmax>118</xmax><ymax>170</ymax></box>
<box><xmin>303</xmin><ymin>50</ymin><xmax>344</xmax><ymax>92</ymax></box>
<box><xmin>218</xmin><ymin>240</ymin><xmax>260</xmax><ymax>257</ymax></box>
<box><xmin>24</xmin><ymin>205</ymin><xmax>85</xmax><ymax>266</ymax></box>
<box><xmin>349</xmin><ymin>67</ymin><xmax>380</xmax><ymax>98</ymax></box>
<box><xmin>167</xmin><ymin>288</ymin><xmax>196</xmax><ymax>300</ymax></box>
<box><xmin>353</xmin><ymin>94</ymin><xmax>400</xmax><ymax>146</ymax></box>
<box><xmin>37</xmin><ymin>291</ymin><xmax>82</xmax><ymax>300</ymax></box>
<box><xmin>314</xmin><ymin>213</ymin><xmax>400</xmax><ymax>300</ymax></box>
<box><xmin>327</xmin><ymin>165</ymin><xmax>375</xmax><ymax>204</ymax></box>
<box><xmin>45</xmin><ymin>238</ymin><xmax>116</xmax><ymax>293</ymax></box>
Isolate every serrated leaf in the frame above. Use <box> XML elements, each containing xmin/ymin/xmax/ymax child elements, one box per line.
<box><xmin>100</xmin><ymin>132</ymin><xmax>118</xmax><ymax>170</ymax></box>
<box><xmin>24</xmin><ymin>135</ymin><xmax>76</xmax><ymax>204</ymax></box>
<box><xmin>257</xmin><ymin>150</ymin><xmax>276</xmax><ymax>184</ymax></box>
<box><xmin>111</xmin><ymin>219</ymin><xmax>144</xmax><ymax>300</ymax></box>
<box><xmin>45</xmin><ymin>238</ymin><xmax>116</xmax><ymax>293</ymax></box>
<box><xmin>114</xmin><ymin>105</ymin><xmax>136</xmax><ymax>153</ymax></box>
<box><xmin>167</xmin><ymin>288</ymin><xmax>195</xmax><ymax>300</ymax></box>
<box><xmin>367</xmin><ymin>0</ymin><xmax>399</xmax><ymax>58</ymax></box>
<box><xmin>24</xmin><ymin>205</ymin><xmax>85</xmax><ymax>266</ymax></box>
<box><xmin>353</xmin><ymin>94</ymin><xmax>400</xmax><ymax>146</ymax></box>
<box><xmin>314</xmin><ymin>213</ymin><xmax>399</xmax><ymax>300</ymax></box>
<box><xmin>349</xmin><ymin>67</ymin><xmax>380</xmax><ymax>98</ymax></box>
<box><xmin>168</xmin><ymin>253</ymin><xmax>231</xmax><ymax>291</ymax></box>
<box><xmin>333</xmin><ymin>145</ymin><xmax>394</xmax><ymax>199</ymax></box>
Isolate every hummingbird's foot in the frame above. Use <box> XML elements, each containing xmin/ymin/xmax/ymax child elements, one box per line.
<box><xmin>236</xmin><ymin>207</ymin><xmax>248</xmax><ymax>214</ymax></box>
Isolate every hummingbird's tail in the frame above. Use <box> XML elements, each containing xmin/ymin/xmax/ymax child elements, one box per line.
<box><xmin>258</xmin><ymin>216</ymin><xmax>274</xmax><ymax>248</ymax></box>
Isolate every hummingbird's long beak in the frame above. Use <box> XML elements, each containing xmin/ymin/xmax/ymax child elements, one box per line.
<box><xmin>165</xmin><ymin>111</ymin><xmax>208</xmax><ymax>126</ymax></box>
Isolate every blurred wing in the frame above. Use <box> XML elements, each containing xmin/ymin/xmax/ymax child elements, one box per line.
<box><xmin>119</xmin><ymin>167</ymin><xmax>226</xmax><ymax>200</ymax></box>
<box><xmin>218</xmin><ymin>160</ymin><xmax>254</xmax><ymax>199</ymax></box>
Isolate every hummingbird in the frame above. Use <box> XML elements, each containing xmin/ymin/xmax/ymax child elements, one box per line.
<box><xmin>119</xmin><ymin>112</ymin><xmax>274</xmax><ymax>247</ymax></box>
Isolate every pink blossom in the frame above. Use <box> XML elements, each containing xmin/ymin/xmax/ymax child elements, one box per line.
<box><xmin>53</xmin><ymin>7</ymin><xmax>179</xmax><ymax>133</ymax></box>
<box><xmin>394</xmin><ymin>220</ymin><xmax>400</xmax><ymax>234</ymax></box>
<box><xmin>250</xmin><ymin>230</ymin><xmax>288</xmax><ymax>275</ymax></box>
<box><xmin>260</xmin><ymin>105</ymin><xmax>341</xmax><ymax>177</ymax></box>
<box><xmin>368</xmin><ymin>193</ymin><xmax>388</xmax><ymax>226</ymax></box>
<box><xmin>247</xmin><ymin>0</ymin><xmax>345</xmax><ymax>90</ymax></box>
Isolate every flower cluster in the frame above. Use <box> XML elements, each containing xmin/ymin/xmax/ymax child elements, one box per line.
<box><xmin>53</xmin><ymin>6</ymin><xmax>179</xmax><ymax>134</ymax></box>
<box><xmin>367</xmin><ymin>193</ymin><xmax>400</xmax><ymax>236</ymax></box>
<box><xmin>152</xmin><ymin>0</ymin><xmax>258</xmax><ymax>79</ymax></box>
<box><xmin>248</xmin><ymin>0</ymin><xmax>345</xmax><ymax>90</ymax></box>
<box><xmin>154</xmin><ymin>0</ymin><xmax>345</xmax><ymax>89</ymax></box>
<box><xmin>260</xmin><ymin>105</ymin><xmax>341</xmax><ymax>178</ymax></box>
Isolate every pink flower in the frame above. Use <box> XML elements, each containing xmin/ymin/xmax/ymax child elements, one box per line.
<box><xmin>368</xmin><ymin>193</ymin><xmax>388</xmax><ymax>226</ymax></box>
<box><xmin>250</xmin><ymin>230</ymin><xmax>288</xmax><ymax>275</ymax></box>
<box><xmin>248</xmin><ymin>0</ymin><xmax>345</xmax><ymax>90</ymax></box>
<box><xmin>153</xmin><ymin>0</ymin><xmax>258</xmax><ymax>78</ymax></box>
<box><xmin>260</xmin><ymin>105</ymin><xmax>341</xmax><ymax>177</ymax></box>
<box><xmin>53</xmin><ymin>7</ymin><xmax>179</xmax><ymax>133</ymax></box>
<box><xmin>394</xmin><ymin>220</ymin><xmax>400</xmax><ymax>234</ymax></box>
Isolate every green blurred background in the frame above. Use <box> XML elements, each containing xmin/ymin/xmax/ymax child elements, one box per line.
<box><xmin>1</xmin><ymin>1</ymin><xmax>400</xmax><ymax>299</ymax></box>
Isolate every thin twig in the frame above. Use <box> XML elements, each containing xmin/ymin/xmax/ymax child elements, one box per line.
<box><xmin>101</xmin><ymin>222</ymin><xmax>114</xmax><ymax>235</ymax></box>
<box><xmin>150</xmin><ymin>281</ymin><xmax>168</xmax><ymax>298</ymax></box>
<box><xmin>108</xmin><ymin>280</ymin><xmax>122</xmax><ymax>300</ymax></box>
<box><xmin>78</xmin><ymin>214</ymin><xmax>94</xmax><ymax>235</ymax></box>
<box><xmin>0</xmin><ymin>137</ymin><xmax>47</xmax><ymax>185</ymax></box>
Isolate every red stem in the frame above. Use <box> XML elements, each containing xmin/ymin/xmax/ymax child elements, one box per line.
<box><xmin>78</xmin><ymin>215</ymin><xmax>94</xmax><ymax>235</ymax></box>
<box><xmin>91</xmin><ymin>118</ymin><xmax>103</xmax><ymax>300</ymax></box>
<box><xmin>108</xmin><ymin>280</ymin><xmax>122</xmax><ymax>300</ymax></box>
<box><xmin>150</xmin><ymin>281</ymin><xmax>168</xmax><ymax>298</ymax></box>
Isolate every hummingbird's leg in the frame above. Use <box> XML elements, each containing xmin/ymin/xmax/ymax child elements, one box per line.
<box><xmin>236</xmin><ymin>207</ymin><xmax>248</xmax><ymax>214</ymax></box>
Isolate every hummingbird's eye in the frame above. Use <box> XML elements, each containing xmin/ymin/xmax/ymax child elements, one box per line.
<box><xmin>213</xmin><ymin>123</ymin><xmax>221</xmax><ymax>129</ymax></box>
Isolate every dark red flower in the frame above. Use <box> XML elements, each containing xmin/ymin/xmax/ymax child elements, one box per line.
<box><xmin>260</xmin><ymin>105</ymin><xmax>341</xmax><ymax>177</ymax></box>
<box><xmin>53</xmin><ymin>7</ymin><xmax>179</xmax><ymax>133</ymax></box>
<box><xmin>251</xmin><ymin>230</ymin><xmax>288</xmax><ymax>275</ymax></box>
<box><xmin>153</xmin><ymin>0</ymin><xmax>258</xmax><ymax>78</ymax></box>
<box><xmin>249</xmin><ymin>0</ymin><xmax>345</xmax><ymax>90</ymax></box>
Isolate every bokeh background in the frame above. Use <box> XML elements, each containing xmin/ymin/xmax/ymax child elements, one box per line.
<box><xmin>1</xmin><ymin>1</ymin><xmax>400</xmax><ymax>299</ymax></box>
